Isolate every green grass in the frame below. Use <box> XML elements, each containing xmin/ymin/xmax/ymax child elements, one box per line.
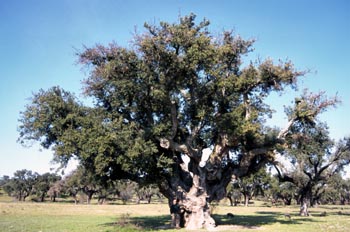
<box><xmin>0</xmin><ymin>202</ymin><xmax>171</xmax><ymax>232</ymax></box>
<box><xmin>213</xmin><ymin>204</ymin><xmax>350</xmax><ymax>232</ymax></box>
<box><xmin>1</xmin><ymin>201</ymin><xmax>350</xmax><ymax>231</ymax></box>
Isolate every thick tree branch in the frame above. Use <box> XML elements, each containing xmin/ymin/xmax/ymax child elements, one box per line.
<box><xmin>159</xmin><ymin>138</ymin><xmax>200</xmax><ymax>161</ymax></box>
<box><xmin>278</xmin><ymin>117</ymin><xmax>296</xmax><ymax>139</ymax></box>
<box><xmin>243</xmin><ymin>93</ymin><xmax>251</xmax><ymax>120</ymax></box>
<box><xmin>170</xmin><ymin>100</ymin><xmax>178</xmax><ymax>139</ymax></box>
<box><xmin>273</xmin><ymin>163</ymin><xmax>294</xmax><ymax>183</ymax></box>
<box><xmin>160</xmin><ymin>138</ymin><xmax>187</xmax><ymax>153</ymax></box>
<box><xmin>303</xmin><ymin>169</ymin><xmax>312</xmax><ymax>180</ymax></box>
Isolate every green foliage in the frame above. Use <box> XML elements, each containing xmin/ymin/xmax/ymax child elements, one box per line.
<box><xmin>2</xmin><ymin>169</ymin><xmax>37</xmax><ymax>201</ymax></box>
<box><xmin>277</xmin><ymin>119</ymin><xmax>350</xmax><ymax>209</ymax></box>
<box><xmin>33</xmin><ymin>173</ymin><xmax>61</xmax><ymax>202</ymax></box>
<box><xmin>1</xmin><ymin>171</ymin><xmax>62</xmax><ymax>202</ymax></box>
<box><xmin>228</xmin><ymin>167</ymin><xmax>272</xmax><ymax>206</ymax></box>
<box><xmin>284</xmin><ymin>90</ymin><xmax>340</xmax><ymax>125</ymax></box>
<box><xmin>62</xmin><ymin>166</ymin><xmax>104</xmax><ymax>204</ymax></box>
<box><xmin>320</xmin><ymin>174</ymin><xmax>350</xmax><ymax>204</ymax></box>
<box><xmin>115</xmin><ymin>180</ymin><xmax>138</xmax><ymax>204</ymax></box>
<box><xmin>269</xmin><ymin>178</ymin><xmax>298</xmax><ymax>205</ymax></box>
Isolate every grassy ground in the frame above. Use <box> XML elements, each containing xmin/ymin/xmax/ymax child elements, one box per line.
<box><xmin>1</xmin><ymin>199</ymin><xmax>350</xmax><ymax>232</ymax></box>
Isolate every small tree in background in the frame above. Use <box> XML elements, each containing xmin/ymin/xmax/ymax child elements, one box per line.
<box><xmin>228</xmin><ymin>167</ymin><xmax>271</xmax><ymax>206</ymax></box>
<box><xmin>1</xmin><ymin>175</ymin><xmax>12</xmax><ymax>196</ymax></box>
<box><xmin>116</xmin><ymin>179</ymin><xmax>137</xmax><ymax>204</ymax></box>
<box><xmin>274</xmin><ymin>98</ymin><xmax>350</xmax><ymax>216</ymax></box>
<box><xmin>135</xmin><ymin>184</ymin><xmax>159</xmax><ymax>204</ymax></box>
<box><xmin>320</xmin><ymin>174</ymin><xmax>350</xmax><ymax>205</ymax></box>
<box><xmin>63</xmin><ymin>166</ymin><xmax>101</xmax><ymax>204</ymax></box>
<box><xmin>48</xmin><ymin>179</ymin><xmax>65</xmax><ymax>202</ymax></box>
<box><xmin>7</xmin><ymin>169</ymin><xmax>37</xmax><ymax>201</ymax></box>
<box><xmin>62</xmin><ymin>171</ymin><xmax>81</xmax><ymax>204</ymax></box>
<box><xmin>269</xmin><ymin>179</ymin><xmax>297</xmax><ymax>206</ymax></box>
<box><xmin>33</xmin><ymin>173</ymin><xmax>61</xmax><ymax>202</ymax></box>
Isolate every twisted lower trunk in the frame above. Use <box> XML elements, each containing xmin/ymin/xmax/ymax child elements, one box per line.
<box><xmin>181</xmin><ymin>173</ymin><xmax>216</xmax><ymax>230</ymax></box>
<box><xmin>299</xmin><ymin>185</ymin><xmax>313</xmax><ymax>216</ymax></box>
<box><xmin>300</xmin><ymin>199</ymin><xmax>310</xmax><ymax>216</ymax></box>
<box><xmin>161</xmin><ymin>161</ymin><xmax>220</xmax><ymax>230</ymax></box>
<box><xmin>159</xmin><ymin>140</ymin><xmax>235</xmax><ymax>230</ymax></box>
<box><xmin>183</xmin><ymin>194</ymin><xmax>215</xmax><ymax>230</ymax></box>
<box><xmin>299</xmin><ymin>190</ymin><xmax>311</xmax><ymax>216</ymax></box>
<box><xmin>243</xmin><ymin>193</ymin><xmax>250</xmax><ymax>207</ymax></box>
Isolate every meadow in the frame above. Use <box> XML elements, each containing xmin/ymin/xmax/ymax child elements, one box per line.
<box><xmin>1</xmin><ymin>195</ymin><xmax>350</xmax><ymax>232</ymax></box>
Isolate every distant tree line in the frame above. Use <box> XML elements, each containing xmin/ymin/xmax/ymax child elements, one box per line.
<box><xmin>0</xmin><ymin>166</ymin><xmax>162</xmax><ymax>204</ymax></box>
<box><xmin>226</xmin><ymin>167</ymin><xmax>350</xmax><ymax>207</ymax></box>
<box><xmin>1</xmin><ymin>164</ymin><xmax>349</xmax><ymax>207</ymax></box>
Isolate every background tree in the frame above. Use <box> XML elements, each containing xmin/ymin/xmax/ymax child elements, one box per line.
<box><xmin>135</xmin><ymin>183</ymin><xmax>160</xmax><ymax>204</ymax></box>
<box><xmin>0</xmin><ymin>175</ymin><xmax>10</xmax><ymax>186</ymax></box>
<box><xmin>64</xmin><ymin>166</ymin><xmax>101</xmax><ymax>204</ymax></box>
<box><xmin>8</xmin><ymin>169</ymin><xmax>37</xmax><ymax>201</ymax></box>
<box><xmin>320</xmin><ymin>174</ymin><xmax>350</xmax><ymax>205</ymax></box>
<box><xmin>274</xmin><ymin>99</ymin><xmax>350</xmax><ymax>216</ymax></box>
<box><xmin>94</xmin><ymin>179</ymin><xmax>118</xmax><ymax>205</ymax></box>
<box><xmin>226</xmin><ymin>184</ymin><xmax>242</xmax><ymax>206</ymax></box>
<box><xmin>228</xmin><ymin>167</ymin><xmax>271</xmax><ymax>207</ymax></box>
<box><xmin>33</xmin><ymin>173</ymin><xmax>61</xmax><ymax>202</ymax></box>
<box><xmin>19</xmin><ymin>14</ymin><xmax>341</xmax><ymax>229</ymax></box>
<box><xmin>48</xmin><ymin>179</ymin><xmax>65</xmax><ymax>202</ymax></box>
<box><xmin>0</xmin><ymin>175</ymin><xmax>11</xmax><ymax>196</ymax></box>
<box><xmin>270</xmin><ymin>180</ymin><xmax>297</xmax><ymax>206</ymax></box>
<box><xmin>115</xmin><ymin>179</ymin><xmax>137</xmax><ymax>204</ymax></box>
<box><xmin>62</xmin><ymin>171</ymin><xmax>81</xmax><ymax>204</ymax></box>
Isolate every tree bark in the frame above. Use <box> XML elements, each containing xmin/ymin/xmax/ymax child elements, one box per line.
<box><xmin>163</xmin><ymin>164</ymin><xmax>218</xmax><ymax>230</ymax></box>
<box><xmin>87</xmin><ymin>192</ymin><xmax>93</xmax><ymax>204</ymax></box>
<box><xmin>159</xmin><ymin>140</ymin><xmax>233</xmax><ymax>230</ymax></box>
<box><xmin>227</xmin><ymin>195</ymin><xmax>233</xmax><ymax>206</ymax></box>
<box><xmin>300</xmin><ymin>200</ymin><xmax>310</xmax><ymax>216</ymax></box>
<box><xmin>40</xmin><ymin>193</ymin><xmax>45</xmax><ymax>202</ymax></box>
<box><xmin>283</xmin><ymin>197</ymin><xmax>292</xmax><ymax>205</ymax></box>
<box><xmin>244</xmin><ymin>194</ymin><xmax>249</xmax><ymax>207</ymax></box>
<box><xmin>181</xmin><ymin>176</ymin><xmax>216</xmax><ymax>230</ymax></box>
<box><xmin>299</xmin><ymin>192</ymin><xmax>311</xmax><ymax>216</ymax></box>
<box><xmin>23</xmin><ymin>194</ymin><xmax>28</xmax><ymax>202</ymax></box>
<box><xmin>83</xmin><ymin>189</ymin><xmax>96</xmax><ymax>204</ymax></box>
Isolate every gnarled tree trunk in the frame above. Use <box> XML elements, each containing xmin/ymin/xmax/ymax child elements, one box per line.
<box><xmin>181</xmin><ymin>173</ymin><xmax>216</xmax><ymax>230</ymax></box>
<box><xmin>159</xmin><ymin>133</ymin><xmax>270</xmax><ymax>230</ymax></box>
<box><xmin>299</xmin><ymin>189</ymin><xmax>311</xmax><ymax>216</ymax></box>
<box><xmin>299</xmin><ymin>183</ymin><xmax>312</xmax><ymax>216</ymax></box>
<box><xmin>160</xmin><ymin>151</ymin><xmax>232</xmax><ymax>230</ymax></box>
<box><xmin>300</xmin><ymin>199</ymin><xmax>310</xmax><ymax>216</ymax></box>
<box><xmin>243</xmin><ymin>193</ymin><xmax>250</xmax><ymax>207</ymax></box>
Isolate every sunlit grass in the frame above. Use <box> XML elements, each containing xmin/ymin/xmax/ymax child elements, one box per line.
<box><xmin>0</xmin><ymin>202</ymin><xmax>170</xmax><ymax>232</ymax></box>
<box><xmin>214</xmin><ymin>204</ymin><xmax>350</xmax><ymax>232</ymax></box>
<box><xmin>1</xmin><ymin>201</ymin><xmax>350</xmax><ymax>231</ymax></box>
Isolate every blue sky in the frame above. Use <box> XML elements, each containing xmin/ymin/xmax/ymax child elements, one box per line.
<box><xmin>0</xmin><ymin>0</ymin><xmax>349</xmax><ymax>177</ymax></box>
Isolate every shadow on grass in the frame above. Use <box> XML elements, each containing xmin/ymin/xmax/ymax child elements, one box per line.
<box><xmin>102</xmin><ymin>211</ymin><xmax>318</xmax><ymax>231</ymax></box>
<box><xmin>308</xmin><ymin>210</ymin><xmax>350</xmax><ymax>217</ymax></box>
<box><xmin>102</xmin><ymin>215</ymin><xmax>172</xmax><ymax>231</ymax></box>
<box><xmin>130</xmin><ymin>215</ymin><xmax>172</xmax><ymax>230</ymax></box>
<box><xmin>214</xmin><ymin>211</ymin><xmax>317</xmax><ymax>228</ymax></box>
